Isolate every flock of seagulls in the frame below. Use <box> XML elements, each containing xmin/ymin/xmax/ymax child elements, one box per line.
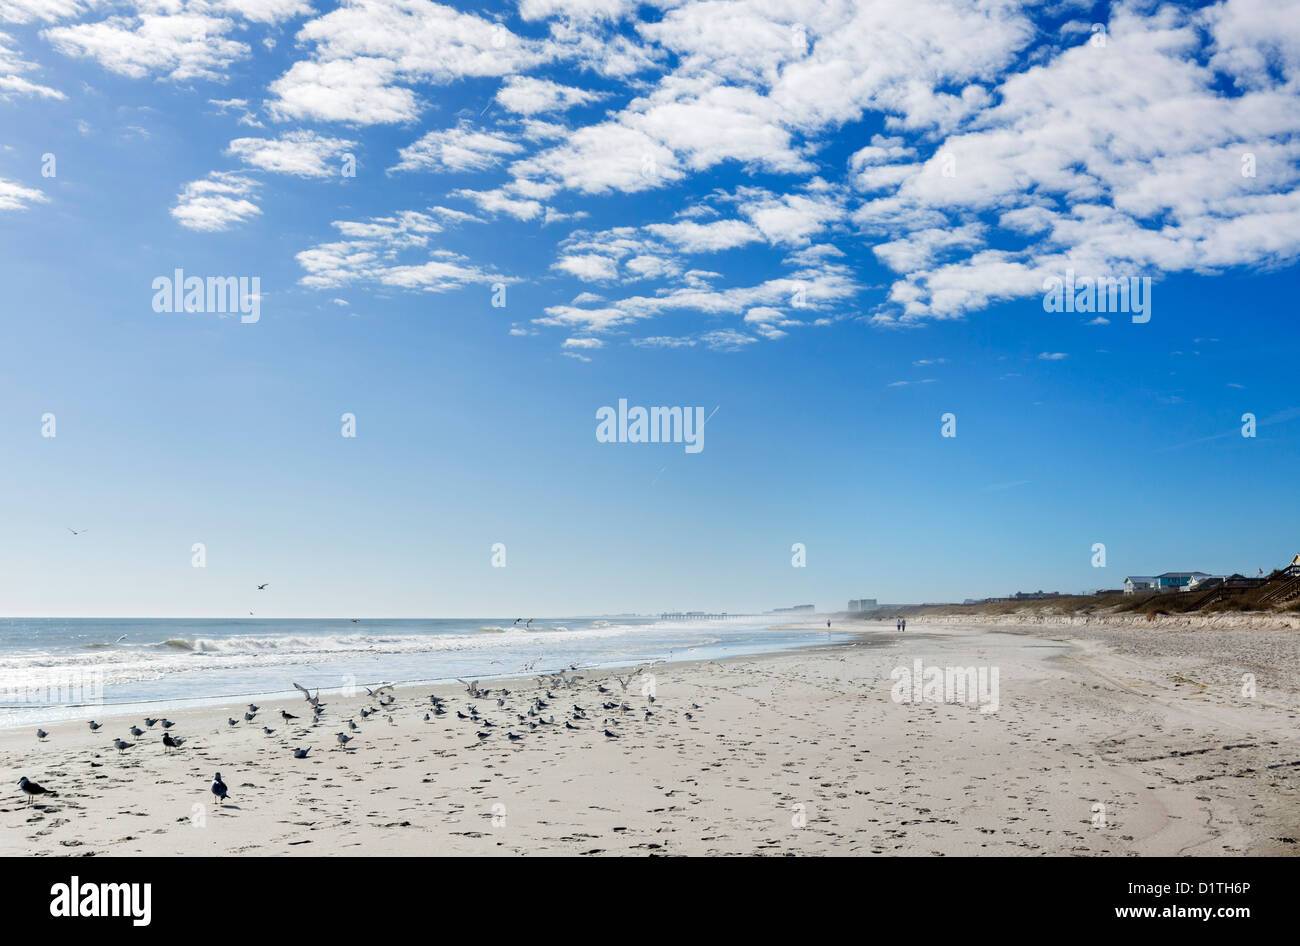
<box><xmin>16</xmin><ymin>657</ymin><xmax>694</xmax><ymax>813</ymax></box>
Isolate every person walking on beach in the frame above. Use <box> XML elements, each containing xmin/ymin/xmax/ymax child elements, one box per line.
<box><xmin>896</xmin><ymin>617</ymin><xmax>902</xmax><ymax>632</ymax></box>
<box><xmin>901</xmin><ymin>617</ymin><xmax>907</xmax><ymax>632</ymax></box>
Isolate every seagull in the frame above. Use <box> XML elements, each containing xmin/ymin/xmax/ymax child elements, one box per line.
<box><xmin>160</xmin><ymin>719</ymin><xmax>174</xmax><ymax>729</ymax></box>
<box><xmin>87</xmin><ymin>720</ymin><xmax>101</xmax><ymax>731</ymax></box>
<box><xmin>35</xmin><ymin>729</ymin><xmax>48</xmax><ymax>741</ymax></box>
<box><xmin>603</xmin><ymin>729</ymin><xmax>619</xmax><ymax>739</ymax></box>
<box><xmin>248</xmin><ymin>704</ymin><xmax>260</xmax><ymax>713</ymax></box>
<box><xmin>475</xmin><ymin>731</ymin><xmax>490</xmax><ymax>741</ymax></box>
<box><xmin>347</xmin><ymin>719</ymin><xmax>358</xmax><ymax>731</ymax></box>
<box><xmin>130</xmin><ymin>725</ymin><xmax>144</xmax><ymax>737</ymax></box>
<box><xmin>113</xmin><ymin>738</ymin><xmax>134</xmax><ymax>753</ymax></box>
<box><xmin>335</xmin><ymin>732</ymin><xmax>353</xmax><ymax>748</ymax></box>
<box><xmin>262</xmin><ymin>726</ymin><xmax>275</xmax><ymax>735</ymax></box>
<box><xmin>18</xmin><ymin>777</ymin><xmax>55</xmax><ymax>805</ymax></box>
<box><xmin>292</xmin><ymin>747</ymin><xmax>310</xmax><ymax>759</ymax></box>
<box><xmin>211</xmin><ymin>772</ymin><xmax>229</xmax><ymax>804</ymax></box>
<box><xmin>280</xmin><ymin>710</ymin><xmax>298</xmax><ymax>723</ymax></box>
<box><xmin>565</xmin><ymin>721</ymin><xmax>580</xmax><ymax>730</ymax></box>
<box><xmin>228</xmin><ymin>717</ymin><xmax>239</xmax><ymax>727</ymax></box>
<box><xmin>162</xmin><ymin>732</ymin><xmax>184</xmax><ymax>752</ymax></box>
<box><xmin>507</xmin><ymin>732</ymin><xmax>523</xmax><ymax>742</ymax></box>
<box><xmin>67</xmin><ymin>527</ymin><xmax>87</xmax><ymax>536</ymax></box>
<box><xmin>244</xmin><ymin>712</ymin><xmax>256</xmax><ymax>722</ymax></box>
<box><xmin>144</xmin><ymin>717</ymin><xmax>159</xmax><ymax>727</ymax></box>
<box><xmin>256</xmin><ymin>583</ymin><xmax>269</xmax><ymax>590</ymax></box>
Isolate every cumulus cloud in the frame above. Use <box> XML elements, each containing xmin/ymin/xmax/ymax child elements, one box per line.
<box><xmin>494</xmin><ymin>75</ymin><xmax>605</xmax><ymax>115</ymax></box>
<box><xmin>171</xmin><ymin>172</ymin><xmax>261</xmax><ymax>231</ymax></box>
<box><xmin>393</xmin><ymin>126</ymin><xmax>525</xmax><ymax>173</ymax></box>
<box><xmin>227</xmin><ymin>130</ymin><xmax>355</xmax><ymax>178</ymax></box>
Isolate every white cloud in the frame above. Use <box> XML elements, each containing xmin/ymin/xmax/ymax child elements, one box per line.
<box><xmin>0</xmin><ymin>175</ymin><xmax>47</xmax><ymax>212</ymax></box>
<box><xmin>296</xmin><ymin>210</ymin><xmax>505</xmax><ymax>292</ymax></box>
<box><xmin>227</xmin><ymin>130</ymin><xmax>355</xmax><ymax>178</ymax></box>
<box><xmin>171</xmin><ymin>172</ymin><xmax>260</xmax><ymax>231</ymax></box>
<box><xmin>44</xmin><ymin>12</ymin><xmax>249</xmax><ymax>81</ymax></box>
<box><xmin>0</xmin><ymin>30</ymin><xmax>63</xmax><ymax>99</ymax></box>
<box><xmin>450</xmin><ymin>186</ymin><xmax>544</xmax><ymax>221</ymax></box>
<box><xmin>267</xmin><ymin>0</ymin><xmax>552</xmax><ymax>124</ymax></box>
<box><xmin>643</xmin><ymin>219</ymin><xmax>762</xmax><ymax>253</ymax></box>
<box><xmin>393</xmin><ymin>126</ymin><xmax>524</xmax><ymax>173</ymax></box>
<box><xmin>269</xmin><ymin>57</ymin><xmax>417</xmax><ymax>124</ymax></box>
<box><xmin>0</xmin><ymin>0</ymin><xmax>93</xmax><ymax>24</ymax></box>
<box><xmin>495</xmin><ymin>75</ymin><xmax>604</xmax><ymax>115</ymax></box>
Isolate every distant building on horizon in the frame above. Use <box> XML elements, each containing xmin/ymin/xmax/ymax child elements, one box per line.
<box><xmin>847</xmin><ymin>598</ymin><xmax>878</xmax><ymax>612</ymax></box>
<box><xmin>771</xmin><ymin>604</ymin><xmax>815</xmax><ymax>613</ymax></box>
<box><xmin>1124</xmin><ymin>572</ymin><xmax>1225</xmax><ymax>594</ymax></box>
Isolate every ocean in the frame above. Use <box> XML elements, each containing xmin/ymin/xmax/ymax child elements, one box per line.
<box><xmin>0</xmin><ymin>616</ymin><xmax>850</xmax><ymax>728</ymax></box>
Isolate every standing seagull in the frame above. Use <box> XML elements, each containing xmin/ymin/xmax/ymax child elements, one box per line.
<box><xmin>292</xmin><ymin>747</ymin><xmax>310</xmax><ymax>759</ymax></box>
<box><xmin>113</xmin><ymin>738</ymin><xmax>134</xmax><ymax>753</ymax></box>
<box><xmin>280</xmin><ymin>709</ymin><xmax>298</xmax><ymax>724</ymax></box>
<box><xmin>18</xmin><ymin>777</ymin><xmax>55</xmax><ymax>805</ymax></box>
<box><xmin>87</xmin><ymin>720</ymin><xmax>101</xmax><ymax>731</ymax></box>
<box><xmin>210</xmin><ymin>772</ymin><xmax>229</xmax><ymax>805</ymax></box>
<box><xmin>162</xmin><ymin>732</ymin><xmax>184</xmax><ymax>753</ymax></box>
<box><xmin>335</xmin><ymin>732</ymin><xmax>353</xmax><ymax>748</ymax></box>
<box><xmin>35</xmin><ymin>729</ymin><xmax>48</xmax><ymax>741</ymax></box>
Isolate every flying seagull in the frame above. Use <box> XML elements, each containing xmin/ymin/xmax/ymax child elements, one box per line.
<box><xmin>211</xmin><ymin>772</ymin><xmax>229</xmax><ymax>804</ymax></box>
<box><xmin>18</xmin><ymin>776</ymin><xmax>55</xmax><ymax>805</ymax></box>
<box><xmin>67</xmin><ymin>527</ymin><xmax>87</xmax><ymax>536</ymax></box>
<box><xmin>256</xmin><ymin>583</ymin><xmax>269</xmax><ymax>590</ymax></box>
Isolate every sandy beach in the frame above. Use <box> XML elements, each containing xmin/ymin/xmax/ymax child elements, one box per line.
<box><xmin>3</xmin><ymin>619</ymin><xmax>1297</xmax><ymax>856</ymax></box>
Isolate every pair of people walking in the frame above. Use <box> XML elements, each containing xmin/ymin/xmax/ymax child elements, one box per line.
<box><xmin>895</xmin><ymin>617</ymin><xmax>907</xmax><ymax>632</ymax></box>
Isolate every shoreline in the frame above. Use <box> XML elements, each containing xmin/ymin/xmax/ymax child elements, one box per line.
<box><xmin>0</xmin><ymin>622</ymin><xmax>856</xmax><ymax>730</ymax></box>
<box><xmin>4</xmin><ymin>618</ymin><xmax>1296</xmax><ymax>856</ymax></box>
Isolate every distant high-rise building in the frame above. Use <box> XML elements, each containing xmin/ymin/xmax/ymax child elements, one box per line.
<box><xmin>847</xmin><ymin>598</ymin><xmax>878</xmax><ymax>612</ymax></box>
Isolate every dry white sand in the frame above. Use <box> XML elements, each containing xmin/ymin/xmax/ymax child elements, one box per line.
<box><xmin>3</xmin><ymin>620</ymin><xmax>1297</xmax><ymax>856</ymax></box>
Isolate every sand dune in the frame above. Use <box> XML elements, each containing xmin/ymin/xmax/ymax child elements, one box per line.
<box><xmin>3</xmin><ymin>620</ymin><xmax>1297</xmax><ymax>856</ymax></box>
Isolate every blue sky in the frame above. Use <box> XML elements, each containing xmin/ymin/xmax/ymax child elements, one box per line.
<box><xmin>1</xmin><ymin>0</ymin><xmax>1297</xmax><ymax>617</ymax></box>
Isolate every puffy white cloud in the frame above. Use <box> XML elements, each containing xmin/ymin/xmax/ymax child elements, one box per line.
<box><xmin>392</xmin><ymin>126</ymin><xmax>524</xmax><ymax>173</ymax></box>
<box><xmin>643</xmin><ymin>219</ymin><xmax>762</xmax><ymax>253</ymax></box>
<box><xmin>44</xmin><ymin>12</ymin><xmax>249</xmax><ymax>81</ymax></box>
<box><xmin>267</xmin><ymin>0</ymin><xmax>552</xmax><ymax>123</ymax></box>
<box><xmin>227</xmin><ymin>130</ymin><xmax>355</xmax><ymax>177</ymax></box>
<box><xmin>495</xmin><ymin>75</ymin><xmax>605</xmax><ymax>115</ymax></box>
<box><xmin>269</xmin><ymin>57</ymin><xmax>417</xmax><ymax>123</ymax></box>
<box><xmin>171</xmin><ymin>172</ymin><xmax>261</xmax><ymax>231</ymax></box>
